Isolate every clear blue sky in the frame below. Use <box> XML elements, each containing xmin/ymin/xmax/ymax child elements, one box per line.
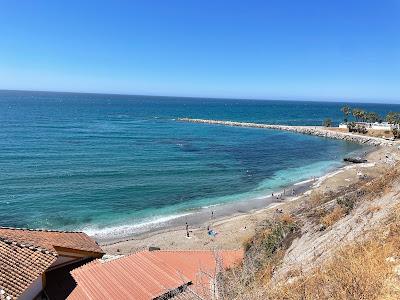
<box><xmin>0</xmin><ymin>0</ymin><xmax>399</xmax><ymax>102</ymax></box>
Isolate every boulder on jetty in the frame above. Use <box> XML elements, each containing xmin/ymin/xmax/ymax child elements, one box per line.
<box><xmin>343</xmin><ymin>157</ymin><xmax>368</xmax><ymax>164</ymax></box>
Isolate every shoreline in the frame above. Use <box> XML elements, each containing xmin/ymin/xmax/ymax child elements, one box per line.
<box><xmin>99</xmin><ymin>175</ymin><xmax>315</xmax><ymax>245</ymax></box>
<box><xmin>100</xmin><ymin>145</ymin><xmax>382</xmax><ymax>253</ymax></box>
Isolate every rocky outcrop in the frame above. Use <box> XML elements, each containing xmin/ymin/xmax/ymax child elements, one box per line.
<box><xmin>178</xmin><ymin>118</ymin><xmax>396</xmax><ymax>147</ymax></box>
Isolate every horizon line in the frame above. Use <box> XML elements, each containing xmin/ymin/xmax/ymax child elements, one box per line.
<box><xmin>0</xmin><ymin>88</ymin><xmax>399</xmax><ymax>106</ymax></box>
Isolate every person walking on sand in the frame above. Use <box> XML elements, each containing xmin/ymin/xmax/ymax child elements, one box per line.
<box><xmin>186</xmin><ymin>222</ymin><xmax>190</xmax><ymax>237</ymax></box>
<box><xmin>211</xmin><ymin>211</ymin><xmax>214</xmax><ymax>219</ymax></box>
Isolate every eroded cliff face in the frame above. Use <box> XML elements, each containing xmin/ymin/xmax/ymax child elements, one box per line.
<box><xmin>274</xmin><ymin>178</ymin><xmax>400</xmax><ymax>282</ymax></box>
<box><xmin>219</xmin><ymin>155</ymin><xmax>400</xmax><ymax>300</ymax></box>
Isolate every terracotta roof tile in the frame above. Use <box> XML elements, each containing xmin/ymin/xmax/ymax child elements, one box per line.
<box><xmin>69</xmin><ymin>249</ymin><xmax>243</xmax><ymax>300</ymax></box>
<box><xmin>0</xmin><ymin>239</ymin><xmax>57</xmax><ymax>299</ymax></box>
<box><xmin>151</xmin><ymin>250</ymin><xmax>243</xmax><ymax>298</ymax></box>
<box><xmin>70</xmin><ymin>251</ymin><xmax>190</xmax><ymax>300</ymax></box>
<box><xmin>0</xmin><ymin>227</ymin><xmax>103</xmax><ymax>254</ymax></box>
<box><xmin>65</xmin><ymin>286</ymin><xmax>88</xmax><ymax>300</ymax></box>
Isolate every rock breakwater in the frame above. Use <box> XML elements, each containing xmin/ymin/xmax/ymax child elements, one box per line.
<box><xmin>178</xmin><ymin>118</ymin><xmax>396</xmax><ymax>147</ymax></box>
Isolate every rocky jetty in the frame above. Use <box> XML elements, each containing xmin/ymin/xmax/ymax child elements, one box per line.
<box><xmin>178</xmin><ymin>118</ymin><xmax>396</xmax><ymax>147</ymax></box>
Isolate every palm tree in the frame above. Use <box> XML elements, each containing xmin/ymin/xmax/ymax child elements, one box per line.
<box><xmin>323</xmin><ymin>118</ymin><xmax>332</xmax><ymax>127</ymax></box>
<box><xmin>359</xmin><ymin>110</ymin><xmax>367</xmax><ymax>122</ymax></box>
<box><xmin>386</xmin><ymin>112</ymin><xmax>400</xmax><ymax>125</ymax></box>
<box><xmin>340</xmin><ymin>105</ymin><xmax>351</xmax><ymax>123</ymax></box>
<box><xmin>386</xmin><ymin>112</ymin><xmax>400</xmax><ymax>139</ymax></box>
<box><xmin>352</xmin><ymin>108</ymin><xmax>361</xmax><ymax>122</ymax></box>
<box><xmin>366</xmin><ymin>112</ymin><xmax>379</xmax><ymax>123</ymax></box>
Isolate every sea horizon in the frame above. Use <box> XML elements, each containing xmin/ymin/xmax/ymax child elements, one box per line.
<box><xmin>1</xmin><ymin>89</ymin><xmax>399</xmax><ymax>105</ymax></box>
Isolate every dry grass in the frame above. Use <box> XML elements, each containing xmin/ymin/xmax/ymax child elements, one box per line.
<box><xmin>308</xmin><ymin>191</ymin><xmax>324</xmax><ymax>207</ymax></box>
<box><xmin>278</xmin><ymin>213</ymin><xmax>295</xmax><ymax>225</ymax></box>
<box><xmin>320</xmin><ymin>206</ymin><xmax>345</xmax><ymax>228</ymax></box>
<box><xmin>361</xmin><ymin>166</ymin><xmax>400</xmax><ymax>200</ymax></box>
<box><xmin>366</xmin><ymin>205</ymin><xmax>382</xmax><ymax>215</ymax></box>
<box><xmin>220</xmin><ymin>204</ymin><xmax>400</xmax><ymax>299</ymax></box>
<box><xmin>218</xmin><ymin>216</ymin><xmax>299</xmax><ymax>299</ymax></box>
<box><xmin>308</xmin><ymin>165</ymin><xmax>400</xmax><ymax>230</ymax></box>
<box><xmin>268</xmin><ymin>203</ymin><xmax>400</xmax><ymax>300</ymax></box>
<box><xmin>326</xmin><ymin>127</ymin><xmax>395</xmax><ymax>138</ymax></box>
<box><xmin>269</xmin><ymin>240</ymin><xmax>400</xmax><ymax>300</ymax></box>
<box><xmin>218</xmin><ymin>164</ymin><xmax>400</xmax><ymax>300</ymax></box>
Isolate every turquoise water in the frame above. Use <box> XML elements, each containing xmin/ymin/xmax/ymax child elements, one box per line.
<box><xmin>1</xmin><ymin>91</ymin><xmax>399</xmax><ymax>238</ymax></box>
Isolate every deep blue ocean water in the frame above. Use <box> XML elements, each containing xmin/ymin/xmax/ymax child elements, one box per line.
<box><xmin>1</xmin><ymin>91</ymin><xmax>399</xmax><ymax>238</ymax></box>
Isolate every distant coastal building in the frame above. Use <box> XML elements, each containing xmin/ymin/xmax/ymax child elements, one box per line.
<box><xmin>68</xmin><ymin>249</ymin><xmax>243</xmax><ymax>300</ymax></box>
<box><xmin>338</xmin><ymin>121</ymin><xmax>398</xmax><ymax>130</ymax></box>
<box><xmin>0</xmin><ymin>227</ymin><xmax>104</xmax><ymax>300</ymax></box>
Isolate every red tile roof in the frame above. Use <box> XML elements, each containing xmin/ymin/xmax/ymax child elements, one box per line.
<box><xmin>152</xmin><ymin>250</ymin><xmax>243</xmax><ymax>298</ymax></box>
<box><xmin>0</xmin><ymin>238</ymin><xmax>57</xmax><ymax>299</ymax></box>
<box><xmin>0</xmin><ymin>227</ymin><xmax>103</xmax><ymax>255</ymax></box>
<box><xmin>0</xmin><ymin>227</ymin><xmax>104</xmax><ymax>300</ymax></box>
<box><xmin>69</xmin><ymin>249</ymin><xmax>243</xmax><ymax>300</ymax></box>
<box><xmin>70</xmin><ymin>251</ymin><xmax>191</xmax><ymax>300</ymax></box>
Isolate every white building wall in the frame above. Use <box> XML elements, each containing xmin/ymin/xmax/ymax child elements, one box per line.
<box><xmin>339</xmin><ymin>122</ymin><xmax>396</xmax><ymax>131</ymax></box>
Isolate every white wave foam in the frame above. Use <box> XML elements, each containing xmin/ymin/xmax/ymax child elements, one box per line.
<box><xmin>201</xmin><ymin>203</ymin><xmax>221</xmax><ymax>209</ymax></box>
<box><xmin>313</xmin><ymin>169</ymin><xmax>344</xmax><ymax>187</ymax></box>
<box><xmin>294</xmin><ymin>178</ymin><xmax>314</xmax><ymax>186</ymax></box>
<box><xmin>83</xmin><ymin>212</ymin><xmax>193</xmax><ymax>239</ymax></box>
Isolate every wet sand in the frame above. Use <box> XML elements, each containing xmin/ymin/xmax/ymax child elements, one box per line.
<box><xmin>101</xmin><ymin>145</ymin><xmax>398</xmax><ymax>255</ymax></box>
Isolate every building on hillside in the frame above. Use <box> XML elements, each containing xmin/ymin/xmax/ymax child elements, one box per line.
<box><xmin>0</xmin><ymin>227</ymin><xmax>104</xmax><ymax>300</ymax></box>
<box><xmin>68</xmin><ymin>249</ymin><xmax>243</xmax><ymax>300</ymax></box>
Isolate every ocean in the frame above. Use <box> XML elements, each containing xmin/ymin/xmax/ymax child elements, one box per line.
<box><xmin>1</xmin><ymin>90</ymin><xmax>399</xmax><ymax>239</ymax></box>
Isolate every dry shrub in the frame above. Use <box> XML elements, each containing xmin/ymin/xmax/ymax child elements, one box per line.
<box><xmin>320</xmin><ymin>206</ymin><xmax>345</xmax><ymax>228</ymax></box>
<box><xmin>366</xmin><ymin>205</ymin><xmax>381</xmax><ymax>215</ymax></box>
<box><xmin>278</xmin><ymin>213</ymin><xmax>295</xmax><ymax>225</ymax></box>
<box><xmin>218</xmin><ymin>166</ymin><xmax>400</xmax><ymax>300</ymax></box>
<box><xmin>218</xmin><ymin>217</ymin><xmax>299</xmax><ymax>299</ymax></box>
<box><xmin>269</xmin><ymin>240</ymin><xmax>399</xmax><ymax>300</ymax></box>
<box><xmin>362</xmin><ymin>166</ymin><xmax>400</xmax><ymax>200</ymax></box>
<box><xmin>308</xmin><ymin>191</ymin><xmax>324</xmax><ymax>207</ymax></box>
<box><xmin>258</xmin><ymin>204</ymin><xmax>400</xmax><ymax>300</ymax></box>
<box><xmin>242</xmin><ymin>236</ymin><xmax>253</xmax><ymax>251</ymax></box>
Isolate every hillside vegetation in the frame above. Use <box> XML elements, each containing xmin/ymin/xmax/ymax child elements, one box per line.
<box><xmin>219</xmin><ymin>163</ymin><xmax>400</xmax><ymax>299</ymax></box>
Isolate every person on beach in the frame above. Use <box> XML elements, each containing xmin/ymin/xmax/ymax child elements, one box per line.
<box><xmin>211</xmin><ymin>211</ymin><xmax>214</xmax><ymax>219</ymax></box>
<box><xmin>186</xmin><ymin>222</ymin><xmax>190</xmax><ymax>237</ymax></box>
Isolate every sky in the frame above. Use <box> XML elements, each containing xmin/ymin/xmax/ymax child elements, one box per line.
<box><xmin>0</xmin><ymin>0</ymin><xmax>399</xmax><ymax>102</ymax></box>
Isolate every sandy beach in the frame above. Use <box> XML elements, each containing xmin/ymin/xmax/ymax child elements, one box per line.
<box><xmin>102</xmin><ymin>143</ymin><xmax>399</xmax><ymax>255</ymax></box>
